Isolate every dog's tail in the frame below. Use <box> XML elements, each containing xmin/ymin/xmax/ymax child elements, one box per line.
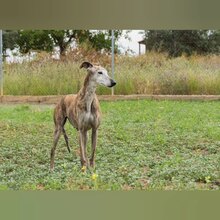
<box><xmin>66</xmin><ymin>144</ymin><xmax>71</xmax><ymax>153</ymax></box>
<box><xmin>62</xmin><ymin>128</ymin><xmax>71</xmax><ymax>153</ymax></box>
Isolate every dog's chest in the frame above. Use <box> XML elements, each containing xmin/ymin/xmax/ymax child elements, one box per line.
<box><xmin>84</xmin><ymin>112</ymin><xmax>94</xmax><ymax>123</ymax></box>
<box><xmin>79</xmin><ymin>112</ymin><xmax>96</xmax><ymax>129</ymax></box>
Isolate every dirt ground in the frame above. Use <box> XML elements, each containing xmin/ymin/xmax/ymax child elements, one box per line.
<box><xmin>0</xmin><ymin>95</ymin><xmax>220</xmax><ymax>104</ymax></box>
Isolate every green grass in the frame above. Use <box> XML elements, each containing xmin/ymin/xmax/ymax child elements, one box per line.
<box><xmin>0</xmin><ymin>100</ymin><xmax>219</xmax><ymax>190</ymax></box>
<box><xmin>3</xmin><ymin>53</ymin><xmax>220</xmax><ymax>95</ymax></box>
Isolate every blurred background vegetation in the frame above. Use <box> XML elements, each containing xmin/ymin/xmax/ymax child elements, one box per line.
<box><xmin>1</xmin><ymin>30</ymin><xmax>220</xmax><ymax>95</ymax></box>
<box><xmin>3</xmin><ymin>30</ymin><xmax>219</xmax><ymax>57</ymax></box>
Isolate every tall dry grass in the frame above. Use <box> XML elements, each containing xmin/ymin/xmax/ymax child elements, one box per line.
<box><xmin>3</xmin><ymin>52</ymin><xmax>220</xmax><ymax>95</ymax></box>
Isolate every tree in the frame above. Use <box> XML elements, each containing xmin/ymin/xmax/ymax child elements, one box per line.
<box><xmin>208</xmin><ymin>30</ymin><xmax>220</xmax><ymax>54</ymax></box>
<box><xmin>78</xmin><ymin>30</ymin><xmax>123</xmax><ymax>53</ymax></box>
<box><xmin>143</xmin><ymin>30</ymin><xmax>220</xmax><ymax>57</ymax></box>
<box><xmin>48</xmin><ymin>30</ymin><xmax>79</xmax><ymax>56</ymax></box>
<box><xmin>3</xmin><ymin>30</ymin><xmax>125</xmax><ymax>58</ymax></box>
<box><xmin>48</xmin><ymin>30</ymin><xmax>123</xmax><ymax>55</ymax></box>
<box><xmin>2</xmin><ymin>30</ymin><xmax>19</xmax><ymax>57</ymax></box>
<box><xmin>16</xmin><ymin>30</ymin><xmax>54</xmax><ymax>54</ymax></box>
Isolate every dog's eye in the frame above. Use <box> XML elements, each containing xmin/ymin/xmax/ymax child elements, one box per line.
<box><xmin>98</xmin><ymin>71</ymin><xmax>103</xmax><ymax>75</ymax></box>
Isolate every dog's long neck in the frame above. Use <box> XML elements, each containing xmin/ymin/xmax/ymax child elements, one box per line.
<box><xmin>78</xmin><ymin>73</ymin><xmax>97</xmax><ymax>112</ymax></box>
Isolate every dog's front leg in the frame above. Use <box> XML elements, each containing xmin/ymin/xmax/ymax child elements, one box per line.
<box><xmin>79</xmin><ymin>130</ymin><xmax>88</xmax><ymax>169</ymax></box>
<box><xmin>90</xmin><ymin>128</ymin><xmax>97</xmax><ymax>168</ymax></box>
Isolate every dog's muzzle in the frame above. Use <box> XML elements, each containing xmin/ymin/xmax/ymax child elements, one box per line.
<box><xmin>108</xmin><ymin>79</ymin><xmax>116</xmax><ymax>87</ymax></box>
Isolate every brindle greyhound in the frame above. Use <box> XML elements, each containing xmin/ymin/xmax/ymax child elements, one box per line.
<box><xmin>50</xmin><ymin>61</ymin><xmax>116</xmax><ymax>171</ymax></box>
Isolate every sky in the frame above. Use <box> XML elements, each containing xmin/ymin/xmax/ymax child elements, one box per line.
<box><xmin>118</xmin><ymin>30</ymin><xmax>145</xmax><ymax>55</ymax></box>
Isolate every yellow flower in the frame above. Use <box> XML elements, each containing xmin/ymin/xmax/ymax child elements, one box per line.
<box><xmin>81</xmin><ymin>166</ymin><xmax>86</xmax><ymax>172</ymax></box>
<box><xmin>91</xmin><ymin>173</ymin><xmax>98</xmax><ymax>181</ymax></box>
<box><xmin>205</xmin><ymin>176</ymin><xmax>211</xmax><ymax>183</ymax></box>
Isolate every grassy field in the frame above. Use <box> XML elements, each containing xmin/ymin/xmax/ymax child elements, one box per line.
<box><xmin>0</xmin><ymin>100</ymin><xmax>219</xmax><ymax>190</ymax></box>
<box><xmin>4</xmin><ymin>53</ymin><xmax>220</xmax><ymax>95</ymax></box>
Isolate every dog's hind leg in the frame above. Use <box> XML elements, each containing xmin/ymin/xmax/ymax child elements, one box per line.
<box><xmin>50</xmin><ymin>127</ymin><xmax>62</xmax><ymax>171</ymax></box>
<box><xmin>50</xmin><ymin>102</ymin><xmax>67</xmax><ymax>171</ymax></box>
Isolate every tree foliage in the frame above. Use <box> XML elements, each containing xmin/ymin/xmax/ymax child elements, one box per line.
<box><xmin>143</xmin><ymin>30</ymin><xmax>220</xmax><ymax>57</ymax></box>
<box><xmin>78</xmin><ymin>30</ymin><xmax>122</xmax><ymax>52</ymax></box>
<box><xmin>2</xmin><ymin>30</ymin><xmax>19</xmax><ymax>55</ymax></box>
<box><xmin>3</xmin><ymin>30</ymin><xmax>123</xmax><ymax>57</ymax></box>
<box><xmin>17</xmin><ymin>30</ymin><xmax>54</xmax><ymax>54</ymax></box>
<box><xmin>48</xmin><ymin>30</ymin><xmax>78</xmax><ymax>56</ymax></box>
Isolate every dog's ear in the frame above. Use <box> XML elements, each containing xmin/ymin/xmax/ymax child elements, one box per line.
<box><xmin>80</xmin><ymin>61</ymin><xmax>93</xmax><ymax>69</ymax></box>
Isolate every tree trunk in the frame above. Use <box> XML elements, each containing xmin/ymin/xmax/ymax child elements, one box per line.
<box><xmin>59</xmin><ymin>44</ymin><xmax>67</xmax><ymax>59</ymax></box>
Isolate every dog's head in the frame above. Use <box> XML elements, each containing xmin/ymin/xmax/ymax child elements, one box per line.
<box><xmin>80</xmin><ymin>61</ymin><xmax>116</xmax><ymax>88</ymax></box>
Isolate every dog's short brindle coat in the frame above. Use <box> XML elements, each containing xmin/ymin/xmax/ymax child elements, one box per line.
<box><xmin>50</xmin><ymin>61</ymin><xmax>116</xmax><ymax>171</ymax></box>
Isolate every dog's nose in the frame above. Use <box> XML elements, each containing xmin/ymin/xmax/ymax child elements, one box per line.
<box><xmin>111</xmin><ymin>80</ymin><xmax>116</xmax><ymax>87</ymax></box>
